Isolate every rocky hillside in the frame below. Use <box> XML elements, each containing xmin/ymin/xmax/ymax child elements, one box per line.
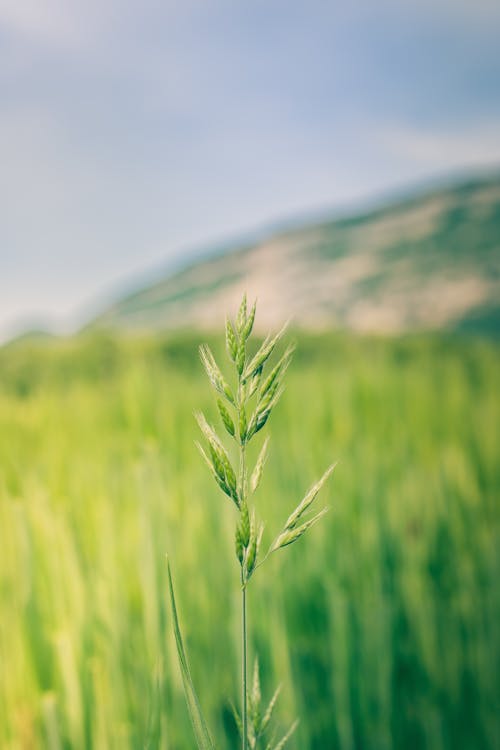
<box><xmin>94</xmin><ymin>174</ymin><xmax>500</xmax><ymax>336</ymax></box>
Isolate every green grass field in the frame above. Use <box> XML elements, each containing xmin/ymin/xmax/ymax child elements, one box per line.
<box><xmin>0</xmin><ymin>331</ymin><xmax>499</xmax><ymax>749</ymax></box>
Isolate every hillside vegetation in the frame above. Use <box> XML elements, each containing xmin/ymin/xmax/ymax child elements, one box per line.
<box><xmin>1</xmin><ymin>330</ymin><xmax>499</xmax><ymax>749</ymax></box>
<box><xmin>95</xmin><ymin>175</ymin><xmax>500</xmax><ymax>336</ymax></box>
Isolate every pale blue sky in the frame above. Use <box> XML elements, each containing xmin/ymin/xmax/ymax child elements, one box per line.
<box><xmin>1</xmin><ymin>0</ymin><xmax>500</xmax><ymax>339</ymax></box>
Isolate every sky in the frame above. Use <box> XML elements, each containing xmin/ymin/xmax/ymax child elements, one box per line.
<box><xmin>1</xmin><ymin>0</ymin><xmax>500</xmax><ymax>340</ymax></box>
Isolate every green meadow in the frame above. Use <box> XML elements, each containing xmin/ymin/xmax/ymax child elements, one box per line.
<box><xmin>0</xmin><ymin>330</ymin><xmax>499</xmax><ymax>749</ymax></box>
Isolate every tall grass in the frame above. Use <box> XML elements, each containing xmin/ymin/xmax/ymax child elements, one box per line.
<box><xmin>174</xmin><ymin>296</ymin><xmax>332</xmax><ymax>750</ymax></box>
<box><xmin>0</xmin><ymin>331</ymin><xmax>499</xmax><ymax>749</ymax></box>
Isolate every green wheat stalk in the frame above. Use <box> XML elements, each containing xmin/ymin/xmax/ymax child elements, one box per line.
<box><xmin>167</xmin><ymin>294</ymin><xmax>335</xmax><ymax>750</ymax></box>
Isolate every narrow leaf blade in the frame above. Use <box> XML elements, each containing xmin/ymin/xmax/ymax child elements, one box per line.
<box><xmin>167</xmin><ymin>559</ymin><xmax>216</xmax><ymax>750</ymax></box>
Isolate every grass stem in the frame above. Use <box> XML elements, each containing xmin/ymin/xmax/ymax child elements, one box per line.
<box><xmin>242</xmin><ymin>582</ymin><xmax>247</xmax><ymax>750</ymax></box>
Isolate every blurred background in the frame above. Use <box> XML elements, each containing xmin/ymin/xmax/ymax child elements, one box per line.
<box><xmin>1</xmin><ymin>2</ymin><xmax>499</xmax><ymax>748</ymax></box>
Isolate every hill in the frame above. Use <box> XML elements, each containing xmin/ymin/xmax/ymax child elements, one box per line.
<box><xmin>94</xmin><ymin>173</ymin><xmax>500</xmax><ymax>335</ymax></box>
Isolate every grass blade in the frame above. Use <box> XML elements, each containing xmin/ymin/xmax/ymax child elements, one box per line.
<box><xmin>167</xmin><ymin>558</ymin><xmax>216</xmax><ymax>750</ymax></box>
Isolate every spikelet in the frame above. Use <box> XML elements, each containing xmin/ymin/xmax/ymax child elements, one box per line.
<box><xmin>250</xmin><ymin>437</ymin><xmax>269</xmax><ymax>493</ymax></box>
<box><xmin>245</xmin><ymin>517</ymin><xmax>257</xmax><ymax>578</ymax></box>
<box><xmin>271</xmin><ymin>719</ymin><xmax>299</xmax><ymax>750</ymax></box>
<box><xmin>271</xmin><ymin>508</ymin><xmax>329</xmax><ymax>552</ymax></box>
<box><xmin>235</xmin><ymin>526</ymin><xmax>244</xmax><ymax>564</ymax></box>
<box><xmin>196</xmin><ymin>441</ymin><xmax>238</xmax><ymax>506</ymax></box>
<box><xmin>239</xmin><ymin>405</ymin><xmax>248</xmax><ymax>444</ymax></box>
<box><xmin>251</xmin><ymin>659</ymin><xmax>261</xmax><ymax>711</ymax></box>
<box><xmin>256</xmin><ymin>379</ymin><xmax>282</xmax><ymax>414</ymax></box>
<box><xmin>284</xmin><ymin>464</ymin><xmax>336</xmax><ymax>531</ymax></box>
<box><xmin>236</xmin><ymin>293</ymin><xmax>247</xmax><ymax>335</ymax></box>
<box><xmin>225</xmin><ymin>317</ymin><xmax>238</xmax><ymax>361</ymax></box>
<box><xmin>241</xmin><ymin>299</ymin><xmax>256</xmax><ymax>342</ymax></box>
<box><xmin>236</xmin><ymin>341</ymin><xmax>246</xmax><ymax>376</ymax></box>
<box><xmin>261</xmin><ymin>685</ymin><xmax>281</xmax><ymax>733</ymax></box>
<box><xmin>259</xmin><ymin>344</ymin><xmax>295</xmax><ymax>400</ymax></box>
<box><xmin>247</xmin><ymin>386</ymin><xmax>285</xmax><ymax>439</ymax></box>
<box><xmin>248</xmin><ymin>367</ymin><xmax>263</xmax><ymax>397</ymax></box>
<box><xmin>243</xmin><ymin>322</ymin><xmax>288</xmax><ymax>382</ymax></box>
<box><xmin>245</xmin><ymin>521</ymin><xmax>263</xmax><ymax>580</ymax></box>
<box><xmin>239</xmin><ymin>501</ymin><xmax>250</xmax><ymax>547</ymax></box>
<box><xmin>199</xmin><ymin>344</ymin><xmax>235</xmax><ymax>404</ymax></box>
<box><xmin>196</xmin><ymin>412</ymin><xmax>239</xmax><ymax>504</ymax></box>
<box><xmin>249</xmin><ymin>659</ymin><xmax>261</xmax><ymax>732</ymax></box>
<box><xmin>217</xmin><ymin>399</ymin><xmax>235</xmax><ymax>437</ymax></box>
<box><xmin>246</xmin><ymin>544</ymin><xmax>257</xmax><ymax>580</ymax></box>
